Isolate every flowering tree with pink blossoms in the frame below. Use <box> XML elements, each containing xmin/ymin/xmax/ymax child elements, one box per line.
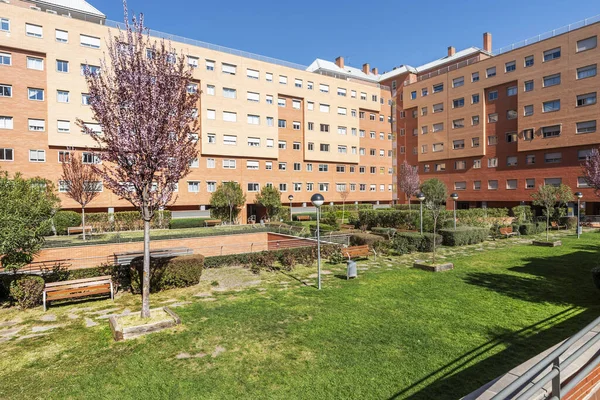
<box><xmin>583</xmin><ymin>148</ymin><xmax>600</xmax><ymax>197</ymax></box>
<box><xmin>398</xmin><ymin>160</ymin><xmax>420</xmax><ymax>209</ymax></box>
<box><xmin>79</xmin><ymin>4</ymin><xmax>200</xmax><ymax>318</ymax></box>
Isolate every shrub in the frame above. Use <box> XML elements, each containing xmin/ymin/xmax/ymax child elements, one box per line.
<box><xmin>350</xmin><ymin>233</ymin><xmax>385</xmax><ymax>247</ymax></box>
<box><xmin>370</xmin><ymin>227</ymin><xmax>397</xmax><ymax>239</ymax></box>
<box><xmin>357</xmin><ymin>209</ymin><xmax>420</xmax><ymax>230</ymax></box>
<box><xmin>251</xmin><ymin>251</ymin><xmax>277</xmax><ymax>272</ymax></box>
<box><xmin>518</xmin><ymin>223</ymin><xmax>537</xmax><ymax>236</ymax></box>
<box><xmin>392</xmin><ymin>232</ymin><xmax>442</xmax><ymax>254</ymax></box>
<box><xmin>511</xmin><ymin>205</ymin><xmax>533</xmax><ymax>224</ymax></box>
<box><xmin>309</xmin><ymin>223</ymin><xmax>337</xmax><ymax>234</ymax></box>
<box><xmin>130</xmin><ymin>254</ymin><xmax>204</xmax><ymax>292</ymax></box>
<box><xmin>321</xmin><ymin>212</ymin><xmax>339</xmax><ymax>230</ymax></box>
<box><xmin>560</xmin><ymin>216</ymin><xmax>578</xmax><ymax>229</ymax></box>
<box><xmin>278</xmin><ymin>249</ymin><xmax>296</xmax><ymax>271</ymax></box>
<box><xmin>535</xmin><ymin>221</ymin><xmax>547</xmax><ymax>233</ymax></box>
<box><xmin>439</xmin><ymin>226</ymin><xmax>488</xmax><ymax>246</ymax></box>
<box><xmin>53</xmin><ymin>211</ymin><xmax>82</xmax><ymax>235</ymax></box>
<box><xmin>591</xmin><ymin>266</ymin><xmax>600</xmax><ymax>291</ymax></box>
<box><xmin>169</xmin><ymin>218</ymin><xmax>209</xmax><ymax>229</ymax></box>
<box><xmin>9</xmin><ymin>275</ymin><xmax>44</xmax><ymax>309</ymax></box>
<box><xmin>328</xmin><ymin>248</ymin><xmax>345</xmax><ymax>265</ymax></box>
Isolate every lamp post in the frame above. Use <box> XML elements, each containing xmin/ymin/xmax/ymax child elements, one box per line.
<box><xmin>288</xmin><ymin>195</ymin><xmax>294</xmax><ymax>222</ymax></box>
<box><xmin>417</xmin><ymin>192</ymin><xmax>425</xmax><ymax>235</ymax></box>
<box><xmin>451</xmin><ymin>193</ymin><xmax>459</xmax><ymax>231</ymax></box>
<box><xmin>311</xmin><ymin>193</ymin><xmax>325</xmax><ymax>290</ymax></box>
<box><xmin>575</xmin><ymin>192</ymin><xmax>583</xmax><ymax>239</ymax></box>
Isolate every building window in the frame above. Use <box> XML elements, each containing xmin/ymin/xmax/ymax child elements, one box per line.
<box><xmin>472</xmin><ymin>137</ymin><xmax>480</xmax><ymax>148</ymax></box>
<box><xmin>452</xmin><ymin>76</ymin><xmax>464</xmax><ymax>88</ymax></box>
<box><xmin>265</xmin><ymin>72</ymin><xmax>273</xmax><ymax>81</ymax></box>
<box><xmin>472</xmin><ymin>94</ymin><xmax>480</xmax><ymax>104</ymax></box>
<box><xmin>28</xmin><ymin>150</ymin><xmax>45</xmax><ymax>162</ymax></box>
<box><xmin>205</xmin><ymin>60</ymin><xmax>215</xmax><ymax>71</ymax></box>
<box><xmin>505</xmin><ymin>61</ymin><xmax>516</xmax><ymax>72</ymax></box>
<box><xmin>488</xmin><ymin>136</ymin><xmax>498</xmax><ymax>146</ymax></box>
<box><xmin>543</xmin><ymin>47</ymin><xmax>561</xmax><ymax>62</ymax></box>
<box><xmin>506</xmin><ymin>179</ymin><xmax>517</xmax><ymax>190</ymax></box>
<box><xmin>432</xmin><ymin>123</ymin><xmax>443</xmax><ymax>132</ymax></box>
<box><xmin>0</xmin><ymin>148</ymin><xmax>13</xmax><ymax>161</ymax></box>
<box><xmin>267</xmin><ymin>117</ymin><xmax>274</xmax><ymax>127</ymax></box>
<box><xmin>507</xmin><ymin>110</ymin><xmax>517</xmax><ymax>119</ymax></box>
<box><xmin>524</xmin><ymin>80</ymin><xmax>533</xmax><ymax>92</ymax></box>
<box><xmin>279</xmin><ymin>183</ymin><xmax>287</xmax><ymax>192</ymax></box>
<box><xmin>246</xmin><ymin>91</ymin><xmax>259</xmax><ymax>102</ymax></box>
<box><xmin>452</xmin><ymin>119</ymin><xmax>464</xmax><ymax>129</ymax></box>
<box><xmin>544</xmin><ymin>152</ymin><xmax>562</xmax><ymax>163</ymax></box>
<box><xmin>526</xmin><ymin>179</ymin><xmax>535</xmax><ymax>189</ymax></box>
<box><xmin>543</xmin><ymin>100</ymin><xmax>560</xmax><ymax>113</ymax></box>
<box><xmin>318</xmin><ymin>164</ymin><xmax>328</xmax><ymax>172</ymax></box>
<box><xmin>486</xmin><ymin>67</ymin><xmax>496</xmax><ymax>78</ymax></box>
<box><xmin>319</xmin><ymin>83</ymin><xmax>329</xmax><ymax>93</ymax></box>
<box><xmin>432</xmin><ymin>83</ymin><xmax>443</xmax><ymax>93</ymax></box>
<box><xmin>320</xmin><ymin>144</ymin><xmax>330</xmax><ymax>152</ymax></box>
<box><xmin>472</xmin><ymin>115</ymin><xmax>480</xmax><ymax>126</ymax></box>
<box><xmin>206</xmin><ymin>158</ymin><xmax>215</xmax><ymax>168</ymax></box>
<box><xmin>488</xmin><ymin>113</ymin><xmax>498</xmax><ymax>123</ymax></box>
<box><xmin>507</xmin><ymin>156</ymin><xmax>518</xmax><ymax>166</ymax></box>
<box><xmin>434</xmin><ymin>163</ymin><xmax>446</xmax><ymax>172</ymax></box>
<box><xmin>56</xmin><ymin>60</ymin><xmax>69</xmax><ymax>73</ymax></box>
<box><xmin>57</xmin><ymin>90</ymin><xmax>69</xmax><ymax>103</ymax></box>
<box><xmin>223</xmin><ymin>159</ymin><xmax>236</xmax><ymax>169</ymax></box>
<box><xmin>26</xmin><ymin>56</ymin><xmax>43</xmax><ymax>70</ymax></box>
<box><xmin>506</xmin><ymin>132</ymin><xmax>518</xmax><ymax>143</ymax></box>
<box><xmin>28</xmin><ymin>88</ymin><xmax>44</xmax><ymax>101</ymax></box>
<box><xmin>577</xmin><ymin>36</ymin><xmax>597</xmax><ymax>52</ymax></box>
<box><xmin>221</xmin><ymin>63</ymin><xmax>236</xmax><ymax>75</ymax></box>
<box><xmin>577</xmin><ymin>92</ymin><xmax>597</xmax><ymax>107</ymax></box>
<box><xmin>207</xmin><ymin>133</ymin><xmax>216</xmax><ymax>143</ymax></box>
<box><xmin>293</xmin><ymin>142</ymin><xmax>301</xmax><ymax>151</ymax></box>
<box><xmin>247</xmin><ymin>183</ymin><xmax>259</xmax><ymax>192</ymax></box>
<box><xmin>293</xmin><ymin>121</ymin><xmax>301</xmax><ymax>130</ymax></box>
<box><xmin>278</xmin><ymin>141</ymin><xmax>286</xmax><ymax>150</ymax></box>
<box><xmin>25</xmin><ymin>23</ymin><xmax>43</xmax><ymax>38</ymax></box>
<box><xmin>576</xmin><ymin>120</ymin><xmax>597</xmax><ymax>134</ymax></box>
<box><xmin>454</xmin><ymin>159</ymin><xmax>466</xmax><ymax>170</ymax></box>
<box><xmin>422</xmin><ymin>88</ymin><xmax>428</xmax><ymax>96</ymax></box>
<box><xmin>0</xmin><ymin>84</ymin><xmax>11</xmax><ymax>97</ymax></box>
<box><xmin>488</xmin><ymin>158</ymin><xmax>498</xmax><ymax>168</ymax></box>
<box><xmin>80</xmin><ymin>34</ymin><xmax>100</xmax><ymax>49</ymax></box>
<box><xmin>57</xmin><ymin>120</ymin><xmax>70</xmax><ymax>133</ymax></box>
<box><xmin>507</xmin><ymin>86</ymin><xmax>517</xmax><ymax>96</ymax></box>
<box><xmin>293</xmin><ymin>99</ymin><xmax>301</xmax><ymax>109</ymax></box>
<box><xmin>320</xmin><ymin>124</ymin><xmax>329</xmax><ymax>132</ymax></box>
<box><xmin>526</xmin><ymin>155</ymin><xmax>536</xmax><ymax>165</ymax></box>
<box><xmin>266</xmin><ymin>139</ymin><xmax>274</xmax><ymax>148</ymax></box>
<box><xmin>453</xmin><ymin>98</ymin><xmax>465</xmax><ymax>108</ymax></box>
<box><xmin>543</xmin><ymin>73</ymin><xmax>561</xmax><ymax>87</ymax></box>
<box><xmin>523</xmin><ymin>128</ymin><xmax>534</xmax><ymax>141</ymax></box>
<box><xmin>473</xmin><ymin>159</ymin><xmax>481</xmax><ymax>169</ymax></box>
<box><xmin>488</xmin><ymin>90</ymin><xmax>498</xmax><ymax>101</ymax></box>
<box><xmin>524</xmin><ymin>105</ymin><xmax>534</xmax><ymax>116</ymax></box>
<box><xmin>0</xmin><ymin>18</ymin><xmax>9</xmax><ymax>32</ymax></box>
<box><xmin>488</xmin><ymin>180</ymin><xmax>498</xmax><ymax>190</ymax></box>
<box><xmin>432</xmin><ymin>143</ymin><xmax>444</xmax><ymax>152</ymax></box>
<box><xmin>28</xmin><ymin>119</ymin><xmax>45</xmax><ymax>131</ymax></box>
<box><xmin>472</xmin><ymin>72</ymin><xmax>479</xmax><ymax>82</ymax></box>
<box><xmin>187</xmin><ymin>181</ymin><xmax>200</xmax><ymax>193</ymax></box>
<box><xmin>577</xmin><ymin>64</ymin><xmax>597</xmax><ymax>80</ymax></box>
<box><xmin>432</xmin><ymin>103</ymin><xmax>444</xmax><ymax>113</ymax></box>
<box><xmin>223</xmin><ymin>135</ymin><xmax>237</xmax><ymax>145</ymax></box>
<box><xmin>577</xmin><ymin>177</ymin><xmax>590</xmax><ymax>188</ymax></box>
<box><xmin>524</xmin><ymin>55</ymin><xmax>534</xmax><ymax>67</ymax></box>
<box><xmin>81</xmin><ymin>93</ymin><xmax>90</xmax><ymax>105</ymax></box>
<box><xmin>278</xmin><ymin>119</ymin><xmax>286</xmax><ymax>128</ymax></box>
<box><xmin>542</xmin><ymin>125</ymin><xmax>561</xmax><ymax>138</ymax></box>
<box><xmin>544</xmin><ymin>178</ymin><xmax>562</xmax><ymax>187</ymax></box>
<box><xmin>0</xmin><ymin>52</ymin><xmax>11</xmax><ymax>65</ymax></box>
<box><xmin>319</xmin><ymin>104</ymin><xmax>330</xmax><ymax>113</ymax></box>
<box><xmin>247</xmin><ymin>137</ymin><xmax>260</xmax><ymax>147</ymax></box>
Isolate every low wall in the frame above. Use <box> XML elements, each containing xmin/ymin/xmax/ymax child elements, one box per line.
<box><xmin>16</xmin><ymin>232</ymin><xmax>309</xmax><ymax>272</ymax></box>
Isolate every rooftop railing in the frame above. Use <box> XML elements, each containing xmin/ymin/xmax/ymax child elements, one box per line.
<box><xmin>493</xmin><ymin>14</ymin><xmax>600</xmax><ymax>55</ymax></box>
<box><xmin>404</xmin><ymin>54</ymin><xmax>483</xmax><ymax>86</ymax></box>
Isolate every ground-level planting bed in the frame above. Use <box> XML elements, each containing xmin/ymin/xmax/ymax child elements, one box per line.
<box><xmin>1</xmin><ymin>233</ymin><xmax>599</xmax><ymax>399</ymax></box>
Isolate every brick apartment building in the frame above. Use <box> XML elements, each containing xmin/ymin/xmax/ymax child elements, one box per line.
<box><xmin>0</xmin><ymin>0</ymin><xmax>599</xmax><ymax>218</ymax></box>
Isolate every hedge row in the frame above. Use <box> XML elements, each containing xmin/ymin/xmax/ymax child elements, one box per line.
<box><xmin>130</xmin><ymin>255</ymin><xmax>204</xmax><ymax>293</ymax></box>
<box><xmin>46</xmin><ymin>210</ymin><xmax>173</xmax><ymax>235</ymax></box>
<box><xmin>169</xmin><ymin>218</ymin><xmax>210</xmax><ymax>229</ymax></box>
<box><xmin>391</xmin><ymin>232</ymin><xmax>442</xmax><ymax>254</ymax></box>
<box><xmin>439</xmin><ymin>226</ymin><xmax>488</xmax><ymax>246</ymax></box>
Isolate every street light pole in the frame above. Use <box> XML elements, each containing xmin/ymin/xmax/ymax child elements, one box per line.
<box><xmin>417</xmin><ymin>192</ymin><xmax>425</xmax><ymax>235</ymax></box>
<box><xmin>575</xmin><ymin>192</ymin><xmax>583</xmax><ymax>239</ymax></box>
<box><xmin>451</xmin><ymin>193</ymin><xmax>459</xmax><ymax>231</ymax></box>
<box><xmin>311</xmin><ymin>193</ymin><xmax>325</xmax><ymax>290</ymax></box>
<box><xmin>288</xmin><ymin>195</ymin><xmax>294</xmax><ymax>222</ymax></box>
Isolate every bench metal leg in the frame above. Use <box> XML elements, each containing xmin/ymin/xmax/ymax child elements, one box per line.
<box><xmin>43</xmin><ymin>291</ymin><xmax>47</xmax><ymax>312</ymax></box>
<box><xmin>110</xmin><ymin>281</ymin><xmax>114</xmax><ymax>301</ymax></box>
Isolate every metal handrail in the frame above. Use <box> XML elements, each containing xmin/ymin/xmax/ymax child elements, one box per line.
<box><xmin>492</xmin><ymin>315</ymin><xmax>600</xmax><ymax>399</ymax></box>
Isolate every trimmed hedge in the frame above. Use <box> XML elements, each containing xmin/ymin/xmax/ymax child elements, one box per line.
<box><xmin>370</xmin><ymin>227</ymin><xmax>397</xmax><ymax>239</ymax></box>
<box><xmin>53</xmin><ymin>211</ymin><xmax>82</xmax><ymax>235</ymax></box>
<box><xmin>130</xmin><ymin>254</ymin><xmax>204</xmax><ymax>293</ymax></box>
<box><xmin>439</xmin><ymin>226</ymin><xmax>488</xmax><ymax>246</ymax></box>
<box><xmin>169</xmin><ymin>218</ymin><xmax>210</xmax><ymax>229</ymax></box>
<box><xmin>391</xmin><ymin>232</ymin><xmax>442</xmax><ymax>254</ymax></box>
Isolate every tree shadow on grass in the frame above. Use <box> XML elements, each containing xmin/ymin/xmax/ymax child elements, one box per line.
<box><xmin>388</xmin><ymin>308</ymin><xmax>597</xmax><ymax>399</ymax></box>
<box><xmin>462</xmin><ymin>247</ymin><xmax>600</xmax><ymax>308</ymax></box>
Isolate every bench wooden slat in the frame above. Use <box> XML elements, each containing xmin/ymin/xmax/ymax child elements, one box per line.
<box><xmin>296</xmin><ymin>216</ymin><xmax>311</xmax><ymax>221</ymax></box>
<box><xmin>342</xmin><ymin>245</ymin><xmax>374</xmax><ymax>260</ymax></box>
<box><xmin>44</xmin><ymin>275</ymin><xmax>112</xmax><ymax>288</ymax></box>
<box><xmin>45</xmin><ymin>280</ymin><xmax>112</xmax><ymax>293</ymax></box>
<box><xmin>47</xmin><ymin>283</ymin><xmax>110</xmax><ymax>298</ymax></box>
<box><xmin>47</xmin><ymin>286</ymin><xmax>111</xmax><ymax>301</ymax></box>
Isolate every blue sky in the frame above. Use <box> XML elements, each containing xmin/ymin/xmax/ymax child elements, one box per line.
<box><xmin>93</xmin><ymin>0</ymin><xmax>599</xmax><ymax>72</ymax></box>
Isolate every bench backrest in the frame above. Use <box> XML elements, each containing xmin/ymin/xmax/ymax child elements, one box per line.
<box><xmin>551</xmin><ymin>221</ymin><xmax>558</xmax><ymax>227</ymax></box>
<box><xmin>45</xmin><ymin>275</ymin><xmax>112</xmax><ymax>292</ymax></box>
<box><xmin>344</xmin><ymin>245</ymin><xmax>370</xmax><ymax>254</ymax></box>
<box><xmin>499</xmin><ymin>227</ymin><xmax>513</xmax><ymax>234</ymax></box>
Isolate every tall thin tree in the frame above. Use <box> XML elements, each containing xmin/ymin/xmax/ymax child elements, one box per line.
<box><xmin>399</xmin><ymin>160</ymin><xmax>420</xmax><ymax>210</ymax></box>
<box><xmin>339</xmin><ymin>189</ymin><xmax>350</xmax><ymax>224</ymax></box>
<box><xmin>583</xmin><ymin>148</ymin><xmax>600</xmax><ymax>197</ymax></box>
<box><xmin>79</xmin><ymin>3</ymin><xmax>200</xmax><ymax>318</ymax></box>
<box><xmin>60</xmin><ymin>152</ymin><xmax>101</xmax><ymax>240</ymax></box>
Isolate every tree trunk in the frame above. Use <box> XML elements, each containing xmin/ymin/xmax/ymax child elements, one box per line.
<box><xmin>408</xmin><ymin>198</ymin><xmax>411</xmax><ymax>211</ymax></box>
<box><xmin>432</xmin><ymin>215</ymin><xmax>437</xmax><ymax>264</ymax></box>
<box><xmin>141</xmin><ymin>218</ymin><xmax>151</xmax><ymax>318</ymax></box>
<box><xmin>342</xmin><ymin>202</ymin><xmax>345</xmax><ymax>224</ymax></box>
<box><xmin>81</xmin><ymin>207</ymin><xmax>86</xmax><ymax>241</ymax></box>
<box><xmin>229</xmin><ymin>205</ymin><xmax>233</xmax><ymax>224</ymax></box>
<box><xmin>546</xmin><ymin>212</ymin><xmax>550</xmax><ymax>241</ymax></box>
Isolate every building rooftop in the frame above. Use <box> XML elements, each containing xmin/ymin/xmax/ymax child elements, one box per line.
<box><xmin>414</xmin><ymin>46</ymin><xmax>487</xmax><ymax>72</ymax></box>
<box><xmin>33</xmin><ymin>0</ymin><xmax>105</xmax><ymax>18</ymax></box>
<box><xmin>306</xmin><ymin>58</ymin><xmax>381</xmax><ymax>83</ymax></box>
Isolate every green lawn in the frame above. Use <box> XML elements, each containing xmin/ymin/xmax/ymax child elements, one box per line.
<box><xmin>1</xmin><ymin>231</ymin><xmax>599</xmax><ymax>399</ymax></box>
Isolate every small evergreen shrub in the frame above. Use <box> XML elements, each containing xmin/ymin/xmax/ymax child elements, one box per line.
<box><xmin>349</xmin><ymin>233</ymin><xmax>385</xmax><ymax>247</ymax></box>
<box><xmin>328</xmin><ymin>248</ymin><xmax>345</xmax><ymax>265</ymax></box>
<box><xmin>169</xmin><ymin>218</ymin><xmax>210</xmax><ymax>229</ymax></box>
<box><xmin>130</xmin><ymin>254</ymin><xmax>204</xmax><ymax>292</ymax></box>
<box><xmin>370</xmin><ymin>227</ymin><xmax>397</xmax><ymax>239</ymax></box>
<box><xmin>278</xmin><ymin>249</ymin><xmax>296</xmax><ymax>271</ymax></box>
<box><xmin>9</xmin><ymin>275</ymin><xmax>44</xmax><ymax>309</ymax></box>
<box><xmin>518</xmin><ymin>223</ymin><xmax>537</xmax><ymax>236</ymax></box>
<box><xmin>53</xmin><ymin>211</ymin><xmax>82</xmax><ymax>235</ymax></box>
<box><xmin>392</xmin><ymin>232</ymin><xmax>442</xmax><ymax>254</ymax></box>
<box><xmin>439</xmin><ymin>226</ymin><xmax>488</xmax><ymax>246</ymax></box>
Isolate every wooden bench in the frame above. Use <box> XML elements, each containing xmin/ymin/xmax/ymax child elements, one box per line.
<box><xmin>43</xmin><ymin>276</ymin><xmax>113</xmax><ymax>311</ymax></box>
<box><xmin>296</xmin><ymin>216</ymin><xmax>311</xmax><ymax>221</ymax></box>
<box><xmin>499</xmin><ymin>226</ymin><xmax>519</xmax><ymax>238</ymax></box>
<box><xmin>340</xmin><ymin>224</ymin><xmax>355</xmax><ymax>230</ymax></box>
<box><xmin>67</xmin><ymin>225</ymin><xmax>93</xmax><ymax>236</ymax></box>
<box><xmin>204</xmin><ymin>219</ymin><xmax>221</xmax><ymax>227</ymax></box>
<box><xmin>113</xmin><ymin>247</ymin><xmax>193</xmax><ymax>266</ymax></box>
<box><xmin>551</xmin><ymin>221</ymin><xmax>567</xmax><ymax>230</ymax></box>
<box><xmin>342</xmin><ymin>245</ymin><xmax>376</xmax><ymax>260</ymax></box>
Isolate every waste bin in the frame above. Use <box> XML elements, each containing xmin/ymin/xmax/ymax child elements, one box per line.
<box><xmin>347</xmin><ymin>260</ymin><xmax>357</xmax><ymax>280</ymax></box>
